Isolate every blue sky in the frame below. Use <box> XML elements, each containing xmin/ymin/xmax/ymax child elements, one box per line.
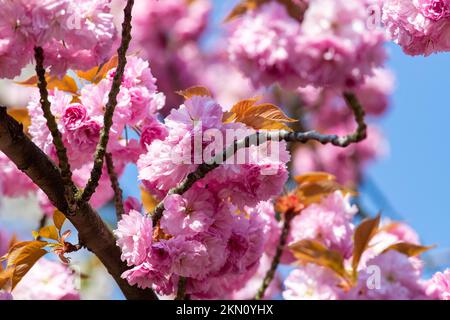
<box><xmin>364</xmin><ymin>45</ymin><xmax>450</xmax><ymax>263</ymax></box>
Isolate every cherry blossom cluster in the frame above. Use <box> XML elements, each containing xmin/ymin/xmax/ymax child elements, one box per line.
<box><xmin>382</xmin><ymin>0</ymin><xmax>450</xmax><ymax>56</ymax></box>
<box><xmin>115</xmin><ymin>94</ymin><xmax>290</xmax><ymax>298</ymax></box>
<box><xmin>130</xmin><ymin>0</ymin><xmax>211</xmax><ymax>108</ymax></box>
<box><xmin>278</xmin><ymin>191</ymin><xmax>450</xmax><ymax>300</ymax></box>
<box><xmin>227</xmin><ymin>0</ymin><xmax>387</xmax><ymax>89</ymax></box>
<box><xmin>0</xmin><ymin>0</ymin><xmax>117</xmax><ymax>78</ymax></box>
<box><xmin>0</xmin><ymin>56</ymin><xmax>165</xmax><ymax>213</ymax></box>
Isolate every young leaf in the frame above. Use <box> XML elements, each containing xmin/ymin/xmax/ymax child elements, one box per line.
<box><xmin>225</xmin><ymin>0</ymin><xmax>306</xmax><ymax>22</ymax></box>
<box><xmin>4</xmin><ymin>241</ymin><xmax>48</xmax><ymax>289</ymax></box>
<box><xmin>294</xmin><ymin>172</ymin><xmax>356</xmax><ymax>206</ymax></box>
<box><xmin>289</xmin><ymin>239</ymin><xmax>348</xmax><ymax>279</ymax></box>
<box><xmin>141</xmin><ymin>187</ymin><xmax>158</xmax><ymax>213</ymax></box>
<box><xmin>352</xmin><ymin>214</ymin><xmax>381</xmax><ymax>272</ymax></box>
<box><xmin>382</xmin><ymin>242</ymin><xmax>435</xmax><ymax>257</ymax></box>
<box><xmin>0</xmin><ymin>268</ymin><xmax>13</xmax><ymax>289</ymax></box>
<box><xmin>36</xmin><ymin>226</ymin><xmax>59</xmax><ymax>241</ymax></box>
<box><xmin>226</xmin><ymin>98</ymin><xmax>297</xmax><ymax>131</ymax></box>
<box><xmin>176</xmin><ymin>86</ymin><xmax>213</xmax><ymax>99</ymax></box>
<box><xmin>6</xmin><ymin>241</ymin><xmax>48</xmax><ymax>270</ymax></box>
<box><xmin>77</xmin><ymin>55</ymin><xmax>118</xmax><ymax>84</ymax></box>
<box><xmin>53</xmin><ymin>209</ymin><xmax>66</xmax><ymax>232</ymax></box>
<box><xmin>6</xmin><ymin>108</ymin><xmax>31</xmax><ymax>132</ymax></box>
<box><xmin>11</xmin><ymin>248</ymin><xmax>47</xmax><ymax>289</ymax></box>
<box><xmin>17</xmin><ymin>74</ymin><xmax>78</xmax><ymax>94</ymax></box>
<box><xmin>294</xmin><ymin>172</ymin><xmax>336</xmax><ymax>185</ymax></box>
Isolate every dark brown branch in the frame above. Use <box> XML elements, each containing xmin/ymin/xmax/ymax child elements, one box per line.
<box><xmin>175</xmin><ymin>277</ymin><xmax>187</xmax><ymax>300</ymax></box>
<box><xmin>150</xmin><ymin>92</ymin><xmax>367</xmax><ymax>224</ymax></box>
<box><xmin>34</xmin><ymin>47</ymin><xmax>77</xmax><ymax>213</ymax></box>
<box><xmin>78</xmin><ymin>0</ymin><xmax>135</xmax><ymax>204</ymax></box>
<box><xmin>255</xmin><ymin>211</ymin><xmax>294</xmax><ymax>300</ymax></box>
<box><xmin>0</xmin><ymin>107</ymin><xmax>157</xmax><ymax>300</ymax></box>
<box><xmin>105</xmin><ymin>152</ymin><xmax>125</xmax><ymax>220</ymax></box>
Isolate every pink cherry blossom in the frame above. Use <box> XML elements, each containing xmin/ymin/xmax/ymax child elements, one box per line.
<box><xmin>426</xmin><ymin>269</ymin><xmax>450</xmax><ymax>300</ymax></box>
<box><xmin>288</xmin><ymin>191</ymin><xmax>358</xmax><ymax>259</ymax></box>
<box><xmin>283</xmin><ymin>264</ymin><xmax>342</xmax><ymax>300</ymax></box>
<box><xmin>382</xmin><ymin>0</ymin><xmax>450</xmax><ymax>55</ymax></box>
<box><xmin>161</xmin><ymin>187</ymin><xmax>217</xmax><ymax>237</ymax></box>
<box><xmin>12</xmin><ymin>259</ymin><xmax>80</xmax><ymax>300</ymax></box>
<box><xmin>346</xmin><ymin>251</ymin><xmax>428</xmax><ymax>300</ymax></box>
<box><xmin>114</xmin><ymin>209</ymin><xmax>153</xmax><ymax>266</ymax></box>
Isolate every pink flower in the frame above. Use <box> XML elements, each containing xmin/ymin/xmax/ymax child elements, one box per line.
<box><xmin>161</xmin><ymin>188</ymin><xmax>217</xmax><ymax>237</ymax></box>
<box><xmin>382</xmin><ymin>0</ymin><xmax>450</xmax><ymax>55</ymax></box>
<box><xmin>12</xmin><ymin>259</ymin><xmax>80</xmax><ymax>300</ymax></box>
<box><xmin>166</xmin><ymin>237</ymin><xmax>210</xmax><ymax>280</ymax></box>
<box><xmin>0</xmin><ymin>152</ymin><xmax>36</xmax><ymax>198</ymax></box>
<box><xmin>123</xmin><ymin>196</ymin><xmax>142</xmax><ymax>214</ymax></box>
<box><xmin>288</xmin><ymin>191</ymin><xmax>357</xmax><ymax>258</ymax></box>
<box><xmin>346</xmin><ymin>251</ymin><xmax>427</xmax><ymax>300</ymax></box>
<box><xmin>140</xmin><ymin>117</ymin><xmax>169</xmax><ymax>148</ymax></box>
<box><xmin>114</xmin><ymin>210</ymin><xmax>153</xmax><ymax>266</ymax></box>
<box><xmin>62</xmin><ymin>103</ymin><xmax>87</xmax><ymax>130</ymax></box>
<box><xmin>426</xmin><ymin>269</ymin><xmax>450</xmax><ymax>300</ymax></box>
<box><xmin>227</xmin><ymin>1</ymin><xmax>303</xmax><ymax>89</ymax></box>
<box><xmin>283</xmin><ymin>264</ymin><xmax>342</xmax><ymax>300</ymax></box>
<box><xmin>420</xmin><ymin>0</ymin><xmax>450</xmax><ymax>21</ymax></box>
<box><xmin>121</xmin><ymin>261</ymin><xmax>172</xmax><ymax>294</ymax></box>
<box><xmin>165</xmin><ymin>95</ymin><xmax>224</xmax><ymax>132</ymax></box>
<box><xmin>0</xmin><ymin>291</ymin><xmax>13</xmax><ymax>300</ymax></box>
<box><xmin>0</xmin><ymin>0</ymin><xmax>116</xmax><ymax>79</ymax></box>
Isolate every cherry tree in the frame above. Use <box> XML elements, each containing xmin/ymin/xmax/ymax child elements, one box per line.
<box><xmin>0</xmin><ymin>0</ymin><xmax>449</xmax><ymax>300</ymax></box>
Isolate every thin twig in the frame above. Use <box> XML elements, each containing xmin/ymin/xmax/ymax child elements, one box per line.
<box><xmin>34</xmin><ymin>47</ymin><xmax>77</xmax><ymax>213</ymax></box>
<box><xmin>105</xmin><ymin>152</ymin><xmax>125</xmax><ymax>220</ymax></box>
<box><xmin>255</xmin><ymin>211</ymin><xmax>294</xmax><ymax>300</ymax></box>
<box><xmin>150</xmin><ymin>92</ymin><xmax>367</xmax><ymax>224</ymax></box>
<box><xmin>175</xmin><ymin>277</ymin><xmax>187</xmax><ymax>300</ymax></box>
<box><xmin>77</xmin><ymin>0</ymin><xmax>135</xmax><ymax>205</ymax></box>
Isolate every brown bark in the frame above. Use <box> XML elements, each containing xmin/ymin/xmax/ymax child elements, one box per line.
<box><xmin>0</xmin><ymin>107</ymin><xmax>157</xmax><ymax>300</ymax></box>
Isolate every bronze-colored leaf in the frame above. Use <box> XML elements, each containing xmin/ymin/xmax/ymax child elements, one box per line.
<box><xmin>294</xmin><ymin>172</ymin><xmax>356</xmax><ymax>207</ymax></box>
<box><xmin>6</xmin><ymin>241</ymin><xmax>48</xmax><ymax>270</ymax></box>
<box><xmin>0</xmin><ymin>268</ymin><xmax>13</xmax><ymax>289</ymax></box>
<box><xmin>3</xmin><ymin>241</ymin><xmax>48</xmax><ymax>289</ymax></box>
<box><xmin>225</xmin><ymin>0</ymin><xmax>263</xmax><ymax>22</ymax></box>
<box><xmin>225</xmin><ymin>0</ymin><xmax>306</xmax><ymax>22</ymax></box>
<box><xmin>226</xmin><ymin>98</ymin><xmax>297</xmax><ymax>131</ymax></box>
<box><xmin>77</xmin><ymin>55</ymin><xmax>118</xmax><ymax>84</ymax></box>
<box><xmin>16</xmin><ymin>75</ymin><xmax>78</xmax><ymax>94</ymax></box>
<box><xmin>141</xmin><ymin>187</ymin><xmax>158</xmax><ymax>213</ymax></box>
<box><xmin>176</xmin><ymin>86</ymin><xmax>213</xmax><ymax>99</ymax></box>
<box><xmin>352</xmin><ymin>214</ymin><xmax>381</xmax><ymax>272</ymax></box>
<box><xmin>289</xmin><ymin>239</ymin><xmax>348</xmax><ymax>279</ymax></box>
<box><xmin>35</xmin><ymin>226</ymin><xmax>59</xmax><ymax>241</ymax></box>
<box><xmin>11</xmin><ymin>248</ymin><xmax>47</xmax><ymax>289</ymax></box>
<box><xmin>7</xmin><ymin>108</ymin><xmax>31</xmax><ymax>132</ymax></box>
<box><xmin>53</xmin><ymin>209</ymin><xmax>66</xmax><ymax>232</ymax></box>
<box><xmin>382</xmin><ymin>242</ymin><xmax>435</xmax><ymax>257</ymax></box>
<box><xmin>294</xmin><ymin>172</ymin><xmax>336</xmax><ymax>185</ymax></box>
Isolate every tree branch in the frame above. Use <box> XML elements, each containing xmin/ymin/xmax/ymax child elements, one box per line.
<box><xmin>77</xmin><ymin>0</ymin><xmax>135</xmax><ymax>204</ymax></box>
<box><xmin>34</xmin><ymin>47</ymin><xmax>77</xmax><ymax>213</ymax></box>
<box><xmin>255</xmin><ymin>211</ymin><xmax>294</xmax><ymax>300</ymax></box>
<box><xmin>150</xmin><ymin>92</ymin><xmax>367</xmax><ymax>224</ymax></box>
<box><xmin>105</xmin><ymin>152</ymin><xmax>125</xmax><ymax>220</ymax></box>
<box><xmin>0</xmin><ymin>106</ymin><xmax>157</xmax><ymax>300</ymax></box>
<box><xmin>175</xmin><ymin>277</ymin><xmax>187</xmax><ymax>300</ymax></box>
